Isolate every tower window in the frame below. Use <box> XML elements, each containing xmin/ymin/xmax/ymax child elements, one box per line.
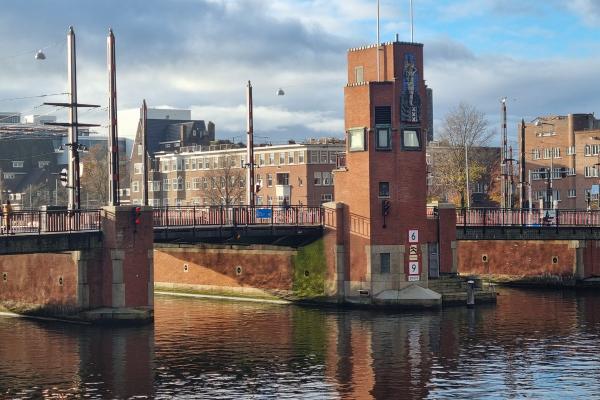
<box><xmin>355</xmin><ymin>66</ymin><xmax>364</xmax><ymax>83</ymax></box>
<box><xmin>348</xmin><ymin>127</ymin><xmax>366</xmax><ymax>151</ymax></box>
<box><xmin>379</xmin><ymin>182</ymin><xmax>390</xmax><ymax>198</ymax></box>
<box><xmin>380</xmin><ymin>253</ymin><xmax>391</xmax><ymax>274</ymax></box>
<box><xmin>376</xmin><ymin>126</ymin><xmax>391</xmax><ymax>150</ymax></box>
<box><xmin>401</xmin><ymin>128</ymin><xmax>421</xmax><ymax>150</ymax></box>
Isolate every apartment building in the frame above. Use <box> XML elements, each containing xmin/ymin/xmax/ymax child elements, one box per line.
<box><xmin>130</xmin><ymin>140</ymin><xmax>344</xmax><ymax>207</ymax></box>
<box><xmin>523</xmin><ymin>113</ymin><xmax>600</xmax><ymax>209</ymax></box>
<box><xmin>128</xmin><ymin>106</ymin><xmax>345</xmax><ymax>207</ymax></box>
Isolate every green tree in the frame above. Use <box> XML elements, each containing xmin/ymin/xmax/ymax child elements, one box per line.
<box><xmin>205</xmin><ymin>155</ymin><xmax>245</xmax><ymax>206</ymax></box>
<box><xmin>430</xmin><ymin>102</ymin><xmax>494</xmax><ymax>205</ymax></box>
<box><xmin>80</xmin><ymin>144</ymin><xmax>108</xmax><ymax>208</ymax></box>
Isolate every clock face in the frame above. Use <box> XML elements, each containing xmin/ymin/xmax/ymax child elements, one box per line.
<box><xmin>400</xmin><ymin>53</ymin><xmax>420</xmax><ymax>124</ymax></box>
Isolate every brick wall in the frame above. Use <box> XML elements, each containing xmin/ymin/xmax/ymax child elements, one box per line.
<box><xmin>154</xmin><ymin>244</ymin><xmax>296</xmax><ymax>295</ymax></box>
<box><xmin>457</xmin><ymin>240</ymin><xmax>577</xmax><ymax>279</ymax></box>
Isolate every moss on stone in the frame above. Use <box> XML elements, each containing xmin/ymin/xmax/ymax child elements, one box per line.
<box><xmin>292</xmin><ymin>239</ymin><xmax>326</xmax><ymax>298</ymax></box>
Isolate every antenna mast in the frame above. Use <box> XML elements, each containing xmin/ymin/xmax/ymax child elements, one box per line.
<box><xmin>376</xmin><ymin>0</ymin><xmax>380</xmax><ymax>81</ymax></box>
<box><xmin>410</xmin><ymin>0</ymin><xmax>414</xmax><ymax>42</ymax></box>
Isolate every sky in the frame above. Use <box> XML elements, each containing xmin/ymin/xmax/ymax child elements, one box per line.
<box><xmin>0</xmin><ymin>0</ymin><xmax>599</xmax><ymax>149</ymax></box>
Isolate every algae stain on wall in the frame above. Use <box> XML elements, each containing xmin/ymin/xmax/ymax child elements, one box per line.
<box><xmin>292</xmin><ymin>239</ymin><xmax>326</xmax><ymax>298</ymax></box>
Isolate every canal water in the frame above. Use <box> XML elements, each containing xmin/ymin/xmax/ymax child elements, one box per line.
<box><xmin>2</xmin><ymin>288</ymin><xmax>600</xmax><ymax>399</ymax></box>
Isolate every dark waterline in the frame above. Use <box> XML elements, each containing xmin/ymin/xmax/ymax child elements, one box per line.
<box><xmin>1</xmin><ymin>288</ymin><xmax>600</xmax><ymax>399</ymax></box>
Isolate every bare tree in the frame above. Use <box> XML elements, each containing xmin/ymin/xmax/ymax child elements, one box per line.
<box><xmin>204</xmin><ymin>155</ymin><xmax>245</xmax><ymax>206</ymax></box>
<box><xmin>430</xmin><ymin>102</ymin><xmax>497</xmax><ymax>205</ymax></box>
<box><xmin>80</xmin><ymin>144</ymin><xmax>108</xmax><ymax>208</ymax></box>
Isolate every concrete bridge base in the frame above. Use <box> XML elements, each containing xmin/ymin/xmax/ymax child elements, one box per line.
<box><xmin>0</xmin><ymin>206</ymin><xmax>154</xmax><ymax>324</ymax></box>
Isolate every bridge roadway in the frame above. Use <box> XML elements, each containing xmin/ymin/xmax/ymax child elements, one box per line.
<box><xmin>3</xmin><ymin>206</ymin><xmax>600</xmax><ymax>255</ymax></box>
<box><xmin>455</xmin><ymin>207</ymin><xmax>600</xmax><ymax>240</ymax></box>
<box><xmin>0</xmin><ymin>206</ymin><xmax>324</xmax><ymax>254</ymax></box>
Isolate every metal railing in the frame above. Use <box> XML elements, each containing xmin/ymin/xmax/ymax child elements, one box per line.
<box><xmin>458</xmin><ymin>208</ymin><xmax>600</xmax><ymax>228</ymax></box>
<box><xmin>153</xmin><ymin>205</ymin><xmax>324</xmax><ymax>228</ymax></box>
<box><xmin>0</xmin><ymin>209</ymin><xmax>101</xmax><ymax>235</ymax></box>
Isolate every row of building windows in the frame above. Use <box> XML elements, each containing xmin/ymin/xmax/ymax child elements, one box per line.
<box><xmin>531</xmin><ymin>168</ymin><xmax>574</xmax><ymax>180</ymax></box>
<box><xmin>531</xmin><ymin>148</ymin><xmax>561</xmax><ymax>160</ymax></box>
<box><xmin>135</xmin><ymin>150</ymin><xmax>340</xmax><ymax>175</ymax></box>
<box><xmin>348</xmin><ymin>127</ymin><xmax>422</xmax><ymax>152</ymax></box>
<box><xmin>132</xmin><ymin>177</ymin><xmax>245</xmax><ymax>193</ymax></box>
<box><xmin>133</xmin><ymin>192</ymin><xmax>333</xmax><ymax>207</ymax></box>
<box><xmin>530</xmin><ymin>145</ymin><xmax>600</xmax><ymax>160</ymax></box>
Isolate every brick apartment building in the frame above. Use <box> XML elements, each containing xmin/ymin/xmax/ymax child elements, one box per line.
<box><xmin>129</xmin><ymin>107</ymin><xmax>344</xmax><ymax>207</ymax></box>
<box><xmin>523</xmin><ymin>113</ymin><xmax>600</xmax><ymax>209</ymax></box>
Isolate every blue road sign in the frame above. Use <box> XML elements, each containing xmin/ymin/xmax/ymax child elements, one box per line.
<box><xmin>255</xmin><ymin>208</ymin><xmax>272</xmax><ymax>219</ymax></box>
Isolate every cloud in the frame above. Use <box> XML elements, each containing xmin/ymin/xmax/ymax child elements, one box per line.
<box><xmin>0</xmin><ymin>0</ymin><xmax>350</xmax><ymax>141</ymax></box>
<box><xmin>567</xmin><ymin>0</ymin><xmax>600</xmax><ymax>25</ymax></box>
<box><xmin>425</xmin><ymin>37</ymin><xmax>600</xmax><ymax>145</ymax></box>
<box><xmin>0</xmin><ymin>0</ymin><xmax>598</xmax><ymax>151</ymax></box>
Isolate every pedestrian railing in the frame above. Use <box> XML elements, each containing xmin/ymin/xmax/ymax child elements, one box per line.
<box><xmin>153</xmin><ymin>205</ymin><xmax>324</xmax><ymax>228</ymax></box>
<box><xmin>0</xmin><ymin>209</ymin><xmax>101</xmax><ymax>235</ymax></box>
<box><xmin>457</xmin><ymin>208</ymin><xmax>600</xmax><ymax>228</ymax></box>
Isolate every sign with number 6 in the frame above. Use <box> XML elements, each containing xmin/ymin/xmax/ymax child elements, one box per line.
<box><xmin>409</xmin><ymin>229</ymin><xmax>418</xmax><ymax>243</ymax></box>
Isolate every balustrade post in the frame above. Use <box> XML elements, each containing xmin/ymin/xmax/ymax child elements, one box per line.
<box><xmin>483</xmin><ymin>208</ymin><xmax>487</xmax><ymax>231</ymax></box>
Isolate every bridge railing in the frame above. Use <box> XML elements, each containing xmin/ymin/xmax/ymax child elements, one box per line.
<box><xmin>457</xmin><ymin>208</ymin><xmax>600</xmax><ymax>227</ymax></box>
<box><xmin>153</xmin><ymin>205</ymin><xmax>324</xmax><ymax>228</ymax></box>
<box><xmin>0</xmin><ymin>209</ymin><xmax>101</xmax><ymax>235</ymax></box>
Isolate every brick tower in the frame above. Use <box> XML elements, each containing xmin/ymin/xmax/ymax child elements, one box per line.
<box><xmin>332</xmin><ymin>40</ymin><xmax>435</xmax><ymax>304</ymax></box>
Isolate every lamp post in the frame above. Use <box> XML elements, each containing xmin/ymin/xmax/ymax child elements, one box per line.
<box><xmin>535</xmin><ymin>120</ymin><xmax>556</xmax><ymax>209</ymax></box>
<box><xmin>464</xmin><ymin>139</ymin><xmax>470</xmax><ymax>208</ymax></box>
<box><xmin>244</xmin><ymin>81</ymin><xmax>285</xmax><ymax>206</ymax></box>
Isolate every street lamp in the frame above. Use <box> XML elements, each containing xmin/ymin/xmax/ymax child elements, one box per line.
<box><xmin>244</xmin><ymin>81</ymin><xmax>285</xmax><ymax>206</ymax></box>
<box><xmin>535</xmin><ymin>120</ymin><xmax>556</xmax><ymax>209</ymax></box>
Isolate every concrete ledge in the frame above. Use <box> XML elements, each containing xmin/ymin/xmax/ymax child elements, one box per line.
<box><xmin>373</xmin><ymin>285</ymin><xmax>442</xmax><ymax>308</ymax></box>
<box><xmin>156</xmin><ymin>291</ymin><xmax>291</xmax><ymax>305</ymax></box>
<box><xmin>79</xmin><ymin>307</ymin><xmax>153</xmax><ymax>324</ymax></box>
<box><xmin>154</xmin><ymin>282</ymin><xmax>292</xmax><ymax>300</ymax></box>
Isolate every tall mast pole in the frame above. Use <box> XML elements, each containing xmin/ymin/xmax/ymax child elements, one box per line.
<box><xmin>107</xmin><ymin>28</ymin><xmax>120</xmax><ymax>206</ymax></box>
<box><xmin>246</xmin><ymin>81</ymin><xmax>255</xmax><ymax>206</ymax></box>
<box><xmin>410</xmin><ymin>0</ymin><xmax>414</xmax><ymax>42</ymax></box>
<box><xmin>501</xmin><ymin>97</ymin><xmax>508</xmax><ymax>208</ymax></box>
<box><xmin>376</xmin><ymin>0</ymin><xmax>380</xmax><ymax>81</ymax></box>
<box><xmin>520</xmin><ymin>118</ymin><xmax>526</xmax><ymax>208</ymax></box>
<box><xmin>67</xmin><ymin>27</ymin><xmax>81</xmax><ymax>210</ymax></box>
<box><xmin>141</xmin><ymin>100</ymin><xmax>148</xmax><ymax>206</ymax></box>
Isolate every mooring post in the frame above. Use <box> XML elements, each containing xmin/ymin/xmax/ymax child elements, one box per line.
<box><xmin>466</xmin><ymin>279</ymin><xmax>475</xmax><ymax>308</ymax></box>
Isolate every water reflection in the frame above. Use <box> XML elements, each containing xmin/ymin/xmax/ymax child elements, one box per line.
<box><xmin>1</xmin><ymin>289</ymin><xmax>600</xmax><ymax>399</ymax></box>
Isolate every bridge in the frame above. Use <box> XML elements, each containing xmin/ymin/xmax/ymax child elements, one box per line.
<box><xmin>0</xmin><ymin>205</ymin><xmax>325</xmax><ymax>252</ymax></box>
<box><xmin>3</xmin><ymin>205</ymin><xmax>600</xmax><ymax>252</ymax></box>
<box><xmin>454</xmin><ymin>207</ymin><xmax>600</xmax><ymax>240</ymax></box>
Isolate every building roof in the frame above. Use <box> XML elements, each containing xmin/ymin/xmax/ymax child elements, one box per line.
<box><xmin>137</xmin><ymin>119</ymin><xmax>208</xmax><ymax>154</ymax></box>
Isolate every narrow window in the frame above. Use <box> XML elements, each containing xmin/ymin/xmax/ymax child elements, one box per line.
<box><xmin>355</xmin><ymin>66</ymin><xmax>364</xmax><ymax>83</ymax></box>
<box><xmin>380</xmin><ymin>253</ymin><xmax>391</xmax><ymax>274</ymax></box>
<box><xmin>376</xmin><ymin>127</ymin><xmax>391</xmax><ymax>150</ymax></box>
<box><xmin>379</xmin><ymin>182</ymin><xmax>390</xmax><ymax>197</ymax></box>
